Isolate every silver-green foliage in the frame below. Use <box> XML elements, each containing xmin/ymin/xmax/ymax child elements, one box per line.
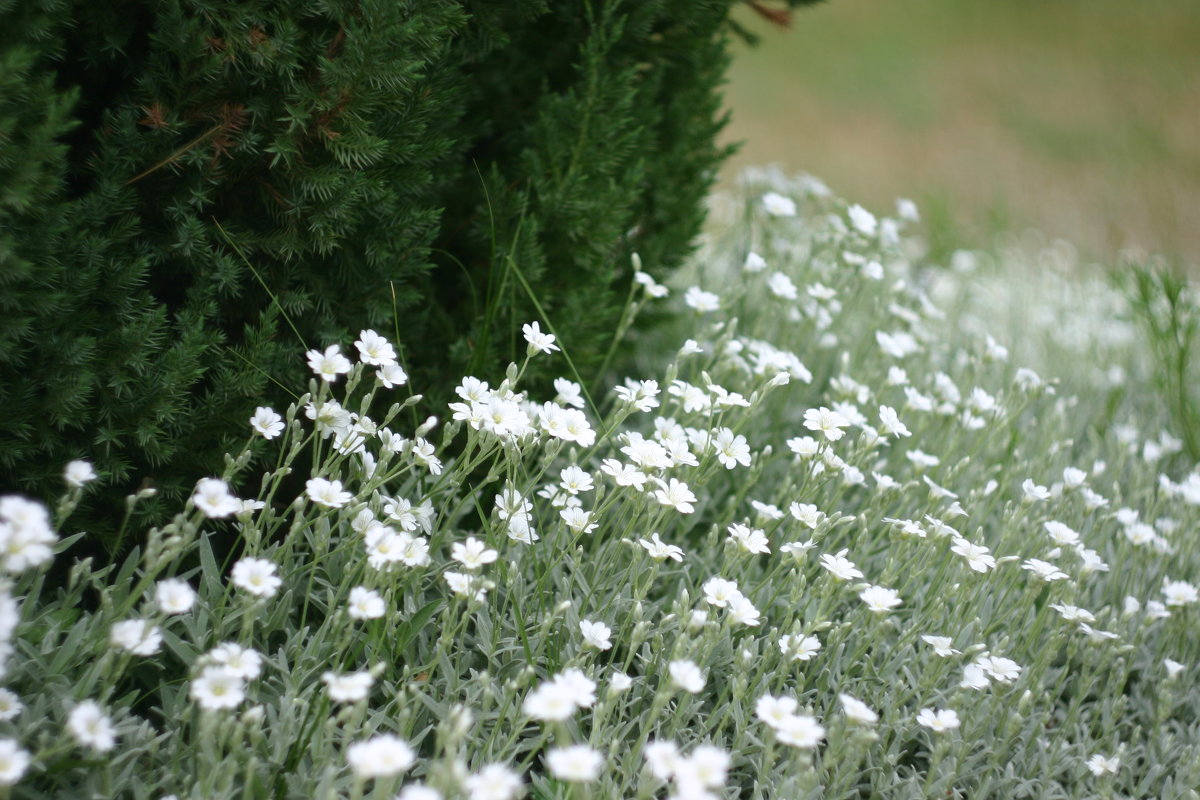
<box><xmin>2</xmin><ymin>172</ymin><xmax>1198</xmax><ymax>799</ymax></box>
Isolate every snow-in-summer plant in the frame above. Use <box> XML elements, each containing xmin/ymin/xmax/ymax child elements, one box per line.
<box><xmin>1</xmin><ymin>174</ymin><xmax>1198</xmax><ymax>798</ymax></box>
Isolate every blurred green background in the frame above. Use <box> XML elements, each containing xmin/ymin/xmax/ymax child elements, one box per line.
<box><xmin>719</xmin><ymin>0</ymin><xmax>1200</xmax><ymax>267</ymax></box>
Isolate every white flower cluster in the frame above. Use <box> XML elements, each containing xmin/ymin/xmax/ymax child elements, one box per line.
<box><xmin>1</xmin><ymin>176</ymin><xmax>1196</xmax><ymax>798</ymax></box>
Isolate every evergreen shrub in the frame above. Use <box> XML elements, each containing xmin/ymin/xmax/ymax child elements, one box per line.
<box><xmin>0</xmin><ymin>0</ymin><xmax>820</xmax><ymax>546</ymax></box>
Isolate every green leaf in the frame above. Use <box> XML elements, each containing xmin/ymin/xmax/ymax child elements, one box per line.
<box><xmin>394</xmin><ymin>598</ymin><xmax>442</xmax><ymax>656</ymax></box>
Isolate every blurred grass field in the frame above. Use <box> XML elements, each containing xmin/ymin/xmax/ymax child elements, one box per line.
<box><xmin>718</xmin><ymin>0</ymin><xmax>1200</xmax><ymax>268</ymax></box>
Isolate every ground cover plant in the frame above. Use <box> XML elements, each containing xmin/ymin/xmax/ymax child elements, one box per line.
<box><xmin>2</xmin><ymin>172</ymin><xmax>1198</xmax><ymax>798</ymax></box>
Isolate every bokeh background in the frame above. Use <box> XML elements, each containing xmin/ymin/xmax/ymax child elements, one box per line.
<box><xmin>718</xmin><ymin>0</ymin><xmax>1200</xmax><ymax>268</ymax></box>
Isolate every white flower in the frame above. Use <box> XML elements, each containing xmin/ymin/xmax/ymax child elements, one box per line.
<box><xmin>638</xmin><ymin>532</ymin><xmax>684</xmax><ymax>562</ymax></box>
<box><xmin>231</xmin><ymin>557</ymin><xmax>283</xmax><ymax>598</ymax></box>
<box><xmin>110</xmin><ymin>619</ymin><xmax>162</xmax><ymax>656</ymax></box>
<box><xmin>847</xmin><ymin>203</ymin><xmax>877</xmax><ymax>236</ymax></box>
<box><xmin>744</xmin><ymin>251</ymin><xmax>767</xmax><ymax>272</ymax></box>
<box><xmin>580</xmin><ymin>620</ymin><xmax>613</xmax><ymax>650</ymax></box>
<box><xmin>1146</xmin><ymin>600</ymin><xmax>1171</xmax><ymax>620</ymax></box>
<box><xmin>452</xmin><ymin>537</ymin><xmax>499</xmax><ymax>570</ymax></box>
<box><xmin>523</xmin><ymin>680</ymin><xmax>581</xmax><ymax>722</ymax></box>
<box><xmin>1124</xmin><ymin>523</ymin><xmax>1155</xmax><ymax>546</ymax></box>
<box><xmin>1021</xmin><ymin>558</ymin><xmax>1069</xmax><ymax>582</ymax></box>
<box><xmin>762</xmin><ymin>191</ymin><xmax>797</xmax><ymax>217</ymax></box>
<box><xmin>703</xmin><ymin>577</ymin><xmax>743</xmax><ymax>608</ymax></box>
<box><xmin>906</xmin><ymin>449</ymin><xmax>940</xmax><ymax>468</ymax></box>
<box><xmin>192</xmin><ymin>478</ymin><xmax>240</xmax><ymax>518</ymax></box>
<box><xmin>522</xmin><ymin>321</ymin><xmax>559</xmax><ymax>355</ymax></box>
<box><xmin>555</xmin><ymin>669</ymin><xmax>597</xmax><ymax>708</ymax></box>
<box><xmin>786</xmin><ymin>435</ymin><xmax>819</xmax><ymax>457</ymax></box>
<box><xmin>756</xmin><ymin>694</ymin><xmax>799</xmax><ymax>728</ymax></box>
<box><xmin>396</xmin><ymin>785</ymin><xmax>442</xmax><ymax>800</ymax></box>
<box><xmin>729</xmin><ymin>594</ymin><xmax>761</xmax><ymax>627</ymax></box>
<box><xmin>504</xmin><ymin>517</ymin><xmax>537</xmax><ymax>546</ymax></box>
<box><xmin>859</xmin><ymin>585</ymin><xmax>901</xmax><ymax>613</ymax></box>
<box><xmin>727</xmin><ymin>523</ymin><xmax>770</xmax><ymax>555</ymax></box>
<box><xmin>306</xmin><ymin>400</ymin><xmax>352</xmax><ymax>438</ymax></box>
<box><xmin>767</xmin><ymin>272</ymin><xmax>798</xmax><ymax>300</ymax></box>
<box><xmin>788</xmin><ymin>505</ymin><xmax>824</xmax><ymax>532</ymax></box>
<box><xmin>67</xmin><ymin>700</ymin><xmax>116</xmax><ymax>752</ymax></box>
<box><xmin>713</xmin><ymin>428</ymin><xmax>752</xmax><ymax>469</ymax></box>
<box><xmin>610</xmin><ymin>671</ymin><xmax>633</xmax><ymax>693</ymax></box>
<box><xmin>1021</xmin><ymin>479</ymin><xmax>1051</xmax><ymax>502</ymax></box>
<box><xmin>920</xmin><ymin>635</ymin><xmax>960</xmax><ymax>657</ymax></box>
<box><xmin>779</xmin><ymin>633</ymin><xmax>822</xmax><ymax>661</ymax></box>
<box><xmin>877</xmin><ymin>330</ymin><xmax>919</xmax><ymax>358</ymax></box>
<box><xmin>410</xmin><ymin>438</ymin><xmax>442</xmax><ymax>475</ymax></box>
<box><xmin>464</xmin><ymin>764</ymin><xmax>522</xmax><ymax>800</ymax></box>
<box><xmin>950</xmin><ymin>537</ymin><xmax>995</xmax><ymax>573</ymax></box>
<box><xmin>0</xmin><ymin>690</ymin><xmax>21</xmax><ymax>722</ymax></box>
<box><xmin>654</xmin><ymin>478</ymin><xmax>697</xmax><ymax>514</ymax></box>
<box><xmin>614</xmin><ymin>380</ymin><xmax>661</xmax><ymax>413</ymax></box>
<box><xmin>64</xmin><ymin>459</ymin><xmax>98</xmax><ymax>488</ymax></box>
<box><xmin>601</xmin><ymin>459</ymin><xmax>649</xmax><ymax>491</ymax></box>
<box><xmin>322</xmin><ymin>671</ymin><xmax>374</xmax><ymax>703</ymax></box>
<box><xmin>249</xmin><ymin>407</ymin><xmax>285</xmax><ymax>439</ymax></box>
<box><xmin>346</xmin><ymin>734</ymin><xmax>416</xmax><ymax>779</ymax></box>
<box><xmin>355</xmin><ymin>329</ymin><xmax>397</xmax><ymax>366</ymax></box>
<box><xmin>348</xmin><ymin>587</ymin><xmax>386</xmax><ymax>620</ymax></box>
<box><xmin>668</xmin><ymin>660</ymin><xmax>705</xmax><ymax>693</ymax></box>
<box><xmin>444</xmin><ymin>571</ymin><xmax>487</xmax><ymax>601</ymax></box>
<box><xmin>916</xmin><ymin>708</ymin><xmax>960</xmax><ymax>732</ymax></box>
<box><xmin>559</xmin><ymin>465</ymin><xmax>594</xmax><ymax>495</ymax></box>
<box><xmin>553</xmin><ymin>377</ymin><xmax>585</xmax><ymax>408</ymax></box>
<box><xmin>839</xmin><ymin>693</ymin><xmax>878</xmax><ymax>725</ymax></box>
<box><xmin>0</xmin><ymin>739</ymin><xmax>31</xmax><ymax>786</ymax></box>
<box><xmin>1086</xmin><ymin>753</ymin><xmax>1120</xmax><ymax>776</ymax></box>
<box><xmin>819</xmin><ymin>549</ymin><xmax>863</xmax><ymax>581</ymax></box>
<box><xmin>1043</xmin><ymin>521</ymin><xmax>1080</xmax><ymax>546</ymax></box>
<box><xmin>783</xmin><ymin>537</ymin><xmax>819</xmax><ymax>561</ymax></box>
<box><xmin>885</xmin><ymin>517</ymin><xmax>926</xmax><ymax>538</ymax></box>
<box><xmin>750</xmin><ymin>500</ymin><xmax>784</xmax><ymax>521</ymax></box>
<box><xmin>643</xmin><ymin>740</ymin><xmax>680</xmax><ymax>780</ymax></box>
<box><xmin>683</xmin><ymin>286</ymin><xmax>720</xmax><ymax>313</ymax></box>
<box><xmin>1050</xmin><ymin>603</ymin><xmax>1096</xmax><ymax>623</ymax></box>
<box><xmin>235</xmin><ymin>498</ymin><xmax>266</xmax><ymax>517</ymax></box>
<box><xmin>378</xmin><ymin>363</ymin><xmax>409</xmax><ymax>388</ymax></box>
<box><xmin>546</xmin><ymin>745</ymin><xmax>603</xmax><ymax>782</ymax></box>
<box><xmin>208</xmin><ymin>642</ymin><xmax>263</xmax><ymax>679</ymax></box>
<box><xmin>560</xmin><ymin>506</ymin><xmax>597</xmax><ymax>533</ymax></box>
<box><xmin>1079</xmin><ymin>623</ymin><xmax>1119</xmax><ymax>643</ymax></box>
<box><xmin>1163</xmin><ymin>579</ymin><xmax>1198</xmax><ymax>606</ymax></box>
<box><xmin>959</xmin><ymin>663</ymin><xmax>990</xmax><ymax>690</ymax></box>
<box><xmin>155</xmin><ymin>579</ymin><xmax>196</xmax><ymax>614</ymax></box>
<box><xmin>634</xmin><ymin>270</ymin><xmax>669</xmax><ymax>298</ymax></box>
<box><xmin>878</xmin><ymin>405</ymin><xmax>911</xmax><ymax>438</ymax></box>
<box><xmin>675</xmin><ymin>745</ymin><xmax>730</xmax><ymax>789</ymax></box>
<box><xmin>385</xmin><ymin>496</ymin><xmax>428</xmax><ymax>532</ymax></box>
<box><xmin>190</xmin><ymin>667</ymin><xmax>245</xmax><ymax>711</ymax></box>
<box><xmin>808</xmin><ymin>281</ymin><xmax>837</xmax><ymax>301</ymax></box>
<box><xmin>306</xmin><ymin>344</ymin><xmax>352</xmax><ymax>382</ymax></box>
<box><xmin>979</xmin><ymin>655</ymin><xmax>1022</xmax><ymax>683</ymax></box>
<box><xmin>775</xmin><ymin>714</ymin><xmax>825</xmax><ymax>748</ymax></box>
<box><xmin>1165</xmin><ymin>659</ymin><xmax>1186</xmax><ymax>679</ymax></box>
<box><xmin>804</xmin><ymin>407</ymin><xmax>850</xmax><ymax>441</ymax></box>
<box><xmin>305</xmin><ymin>477</ymin><xmax>352</xmax><ymax>509</ymax></box>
